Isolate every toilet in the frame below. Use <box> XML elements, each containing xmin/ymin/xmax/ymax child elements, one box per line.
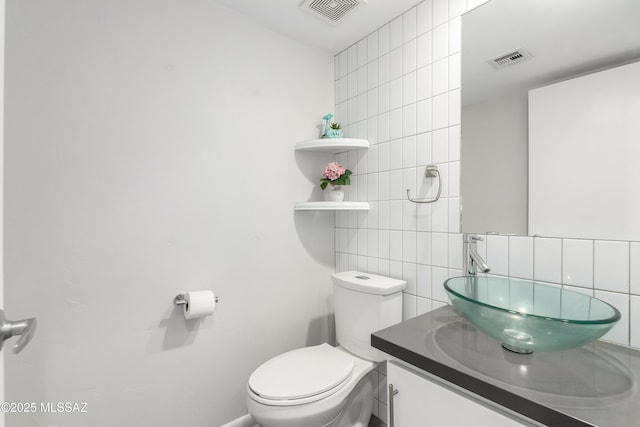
<box><xmin>246</xmin><ymin>271</ymin><xmax>406</xmax><ymax>427</ymax></box>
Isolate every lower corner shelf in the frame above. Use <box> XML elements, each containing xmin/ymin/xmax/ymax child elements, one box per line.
<box><xmin>294</xmin><ymin>201</ymin><xmax>370</xmax><ymax>211</ymax></box>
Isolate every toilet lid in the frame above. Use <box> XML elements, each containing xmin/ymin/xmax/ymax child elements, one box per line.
<box><xmin>248</xmin><ymin>343</ymin><xmax>354</xmax><ymax>401</ymax></box>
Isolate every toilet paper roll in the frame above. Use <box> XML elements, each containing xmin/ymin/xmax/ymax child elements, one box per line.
<box><xmin>183</xmin><ymin>290</ymin><xmax>216</xmax><ymax>320</ymax></box>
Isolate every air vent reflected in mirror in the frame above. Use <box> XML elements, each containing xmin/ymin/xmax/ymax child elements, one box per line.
<box><xmin>488</xmin><ymin>47</ymin><xmax>533</xmax><ymax>69</ymax></box>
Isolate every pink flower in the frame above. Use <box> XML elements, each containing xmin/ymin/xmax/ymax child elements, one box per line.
<box><xmin>323</xmin><ymin>162</ymin><xmax>346</xmax><ymax>181</ymax></box>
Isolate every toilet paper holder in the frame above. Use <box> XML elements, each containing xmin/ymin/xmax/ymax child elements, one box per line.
<box><xmin>174</xmin><ymin>293</ymin><xmax>220</xmax><ymax>308</ymax></box>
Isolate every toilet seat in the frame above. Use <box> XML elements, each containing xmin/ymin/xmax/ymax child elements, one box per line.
<box><xmin>248</xmin><ymin>343</ymin><xmax>355</xmax><ymax>406</ymax></box>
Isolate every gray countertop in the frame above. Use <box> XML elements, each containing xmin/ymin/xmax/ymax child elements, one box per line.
<box><xmin>371</xmin><ymin>306</ymin><xmax>640</xmax><ymax>427</ymax></box>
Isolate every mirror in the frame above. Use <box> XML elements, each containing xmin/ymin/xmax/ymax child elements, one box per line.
<box><xmin>460</xmin><ymin>0</ymin><xmax>640</xmax><ymax>239</ymax></box>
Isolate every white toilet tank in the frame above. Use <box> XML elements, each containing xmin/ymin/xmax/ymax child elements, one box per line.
<box><xmin>332</xmin><ymin>271</ymin><xmax>406</xmax><ymax>362</ymax></box>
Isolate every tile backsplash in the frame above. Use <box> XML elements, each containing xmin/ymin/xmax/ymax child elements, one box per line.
<box><xmin>333</xmin><ymin>0</ymin><xmax>640</xmax><ymax>421</ymax></box>
<box><xmin>480</xmin><ymin>235</ymin><xmax>638</xmax><ymax>349</ymax></box>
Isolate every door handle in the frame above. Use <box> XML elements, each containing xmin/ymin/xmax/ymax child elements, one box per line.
<box><xmin>0</xmin><ymin>309</ymin><xmax>37</xmax><ymax>354</ymax></box>
<box><xmin>389</xmin><ymin>384</ymin><xmax>399</xmax><ymax>427</ymax></box>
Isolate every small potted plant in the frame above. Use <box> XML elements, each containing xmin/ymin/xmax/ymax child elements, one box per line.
<box><xmin>320</xmin><ymin>162</ymin><xmax>352</xmax><ymax>202</ymax></box>
<box><xmin>322</xmin><ymin>113</ymin><xmax>344</xmax><ymax>138</ymax></box>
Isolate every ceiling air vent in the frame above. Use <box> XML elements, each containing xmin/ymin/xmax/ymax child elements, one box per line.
<box><xmin>488</xmin><ymin>48</ymin><xmax>533</xmax><ymax>69</ymax></box>
<box><xmin>300</xmin><ymin>0</ymin><xmax>367</xmax><ymax>25</ymax></box>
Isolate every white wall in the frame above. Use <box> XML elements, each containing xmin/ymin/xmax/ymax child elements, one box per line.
<box><xmin>4</xmin><ymin>1</ymin><xmax>334</xmax><ymax>426</ymax></box>
<box><xmin>461</xmin><ymin>91</ymin><xmax>528</xmax><ymax>235</ymax></box>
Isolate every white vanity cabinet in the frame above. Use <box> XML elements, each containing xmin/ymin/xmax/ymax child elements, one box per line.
<box><xmin>386</xmin><ymin>361</ymin><xmax>528</xmax><ymax>427</ymax></box>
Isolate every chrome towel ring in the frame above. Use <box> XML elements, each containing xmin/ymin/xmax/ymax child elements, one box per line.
<box><xmin>406</xmin><ymin>164</ymin><xmax>442</xmax><ymax>204</ymax></box>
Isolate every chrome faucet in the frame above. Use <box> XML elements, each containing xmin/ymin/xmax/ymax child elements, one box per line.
<box><xmin>464</xmin><ymin>234</ymin><xmax>490</xmax><ymax>276</ymax></box>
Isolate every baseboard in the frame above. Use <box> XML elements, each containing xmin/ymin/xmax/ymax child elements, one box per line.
<box><xmin>220</xmin><ymin>413</ymin><xmax>257</xmax><ymax>427</ymax></box>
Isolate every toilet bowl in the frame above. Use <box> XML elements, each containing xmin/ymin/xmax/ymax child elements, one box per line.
<box><xmin>246</xmin><ymin>344</ymin><xmax>374</xmax><ymax>427</ymax></box>
<box><xmin>246</xmin><ymin>271</ymin><xmax>406</xmax><ymax>427</ymax></box>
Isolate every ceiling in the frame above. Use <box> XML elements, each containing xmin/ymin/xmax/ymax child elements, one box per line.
<box><xmin>212</xmin><ymin>0</ymin><xmax>423</xmax><ymax>54</ymax></box>
<box><xmin>462</xmin><ymin>0</ymin><xmax>640</xmax><ymax>106</ymax></box>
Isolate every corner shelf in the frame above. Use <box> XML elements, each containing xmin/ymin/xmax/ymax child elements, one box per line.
<box><xmin>294</xmin><ymin>201</ymin><xmax>370</xmax><ymax>211</ymax></box>
<box><xmin>295</xmin><ymin>138</ymin><xmax>369</xmax><ymax>153</ymax></box>
<box><xmin>294</xmin><ymin>137</ymin><xmax>370</xmax><ymax>211</ymax></box>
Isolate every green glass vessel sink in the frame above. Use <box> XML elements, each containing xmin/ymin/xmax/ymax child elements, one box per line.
<box><xmin>444</xmin><ymin>276</ymin><xmax>621</xmax><ymax>353</ymax></box>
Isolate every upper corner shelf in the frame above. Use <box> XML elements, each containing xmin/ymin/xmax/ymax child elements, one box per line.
<box><xmin>295</xmin><ymin>138</ymin><xmax>369</xmax><ymax>153</ymax></box>
<box><xmin>294</xmin><ymin>201</ymin><xmax>370</xmax><ymax>211</ymax></box>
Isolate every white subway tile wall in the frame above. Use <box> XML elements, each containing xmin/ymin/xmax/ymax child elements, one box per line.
<box><xmin>562</xmin><ymin>239</ymin><xmax>594</xmax><ymax>288</ymax></box>
<box><xmin>631</xmin><ymin>243</ymin><xmax>640</xmax><ymax>295</ymax></box>
<box><xmin>334</xmin><ymin>0</ymin><xmax>640</xmax><ymax>418</ymax></box>
<box><xmin>533</xmin><ymin>237</ymin><xmax>562</xmax><ymax>284</ymax></box>
<box><xmin>631</xmin><ymin>296</ymin><xmax>640</xmax><ymax>348</ymax></box>
<box><xmin>334</xmin><ymin>0</ymin><xmax>469</xmax><ymax>416</ymax></box>
<box><xmin>594</xmin><ymin>240</ymin><xmax>630</xmax><ymax>293</ymax></box>
<box><xmin>509</xmin><ymin>236</ymin><xmax>534</xmax><ymax>280</ymax></box>
<box><xmin>486</xmin><ymin>234</ymin><xmax>508</xmax><ymax>276</ymax></box>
